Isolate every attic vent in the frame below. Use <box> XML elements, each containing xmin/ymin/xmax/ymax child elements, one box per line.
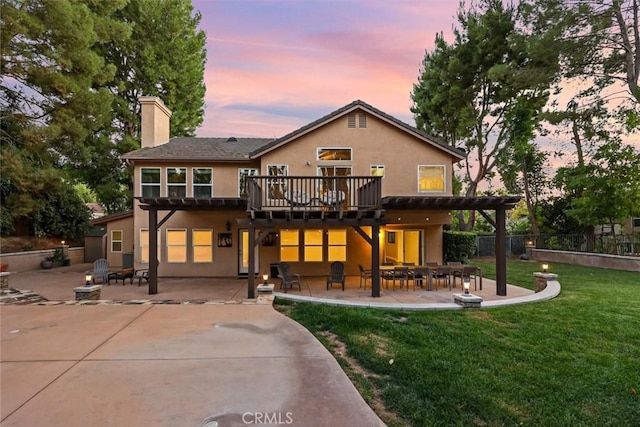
<box><xmin>227</xmin><ymin>136</ymin><xmax>237</xmax><ymax>142</ymax></box>
<box><xmin>347</xmin><ymin>113</ymin><xmax>356</xmax><ymax>128</ymax></box>
<box><xmin>358</xmin><ymin>113</ymin><xmax>367</xmax><ymax>128</ymax></box>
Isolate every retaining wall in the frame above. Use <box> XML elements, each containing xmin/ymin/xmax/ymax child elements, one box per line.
<box><xmin>0</xmin><ymin>247</ymin><xmax>85</xmax><ymax>272</ymax></box>
<box><xmin>531</xmin><ymin>249</ymin><xmax>640</xmax><ymax>272</ymax></box>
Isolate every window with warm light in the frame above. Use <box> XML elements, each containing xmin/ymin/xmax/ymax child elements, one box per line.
<box><xmin>317</xmin><ymin>147</ymin><xmax>352</xmax><ymax>161</ymax></box>
<box><xmin>371</xmin><ymin>165</ymin><xmax>385</xmax><ymax>177</ymax></box>
<box><xmin>111</xmin><ymin>230</ymin><xmax>123</xmax><ymax>253</ymax></box>
<box><xmin>140</xmin><ymin>229</ymin><xmax>160</xmax><ymax>263</ymax></box>
<box><xmin>167</xmin><ymin>229</ymin><xmax>187</xmax><ymax>262</ymax></box>
<box><xmin>418</xmin><ymin>165</ymin><xmax>445</xmax><ymax>192</ymax></box>
<box><xmin>304</xmin><ymin>229</ymin><xmax>324</xmax><ymax>261</ymax></box>
<box><xmin>167</xmin><ymin>168</ymin><xmax>187</xmax><ymax>197</ymax></box>
<box><xmin>193</xmin><ymin>229</ymin><xmax>212</xmax><ymax>262</ymax></box>
<box><xmin>328</xmin><ymin>229</ymin><xmax>347</xmax><ymax>261</ymax></box>
<box><xmin>141</xmin><ymin>168</ymin><xmax>160</xmax><ymax>197</ymax></box>
<box><xmin>280</xmin><ymin>229</ymin><xmax>299</xmax><ymax>262</ymax></box>
<box><xmin>193</xmin><ymin>168</ymin><xmax>213</xmax><ymax>198</ymax></box>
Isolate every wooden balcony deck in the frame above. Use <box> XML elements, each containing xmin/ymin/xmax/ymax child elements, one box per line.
<box><xmin>246</xmin><ymin>176</ymin><xmax>383</xmax><ymax>220</ymax></box>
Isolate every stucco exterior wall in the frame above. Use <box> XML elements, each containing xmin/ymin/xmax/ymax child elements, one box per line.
<box><xmin>260</xmin><ymin>111</ymin><xmax>456</xmax><ymax>196</ymax></box>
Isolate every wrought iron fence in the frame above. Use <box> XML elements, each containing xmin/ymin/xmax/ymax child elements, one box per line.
<box><xmin>476</xmin><ymin>234</ymin><xmax>640</xmax><ymax>257</ymax></box>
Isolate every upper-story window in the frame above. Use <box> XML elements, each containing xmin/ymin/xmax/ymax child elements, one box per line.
<box><xmin>141</xmin><ymin>168</ymin><xmax>161</xmax><ymax>197</ymax></box>
<box><xmin>371</xmin><ymin>165</ymin><xmax>385</xmax><ymax>177</ymax></box>
<box><xmin>418</xmin><ymin>165</ymin><xmax>445</xmax><ymax>193</ymax></box>
<box><xmin>238</xmin><ymin>168</ymin><xmax>259</xmax><ymax>198</ymax></box>
<box><xmin>167</xmin><ymin>167</ymin><xmax>187</xmax><ymax>197</ymax></box>
<box><xmin>193</xmin><ymin>168</ymin><xmax>213</xmax><ymax>198</ymax></box>
<box><xmin>267</xmin><ymin>165</ymin><xmax>288</xmax><ymax>200</ymax></box>
<box><xmin>317</xmin><ymin>148</ymin><xmax>352</xmax><ymax>161</ymax></box>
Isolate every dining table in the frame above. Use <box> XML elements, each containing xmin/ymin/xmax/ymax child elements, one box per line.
<box><xmin>379</xmin><ymin>264</ymin><xmax>482</xmax><ymax>291</ymax></box>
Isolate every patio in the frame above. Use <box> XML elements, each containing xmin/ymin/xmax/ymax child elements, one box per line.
<box><xmin>1</xmin><ymin>263</ymin><xmax>534</xmax><ymax>307</ymax></box>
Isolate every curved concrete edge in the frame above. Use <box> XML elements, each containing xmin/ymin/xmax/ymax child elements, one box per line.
<box><xmin>274</xmin><ymin>280</ymin><xmax>562</xmax><ymax>311</ymax></box>
<box><xmin>482</xmin><ymin>280</ymin><xmax>561</xmax><ymax>308</ymax></box>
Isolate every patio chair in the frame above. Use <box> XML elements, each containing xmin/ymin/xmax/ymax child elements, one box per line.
<box><xmin>358</xmin><ymin>264</ymin><xmax>372</xmax><ymax>289</ymax></box>
<box><xmin>277</xmin><ymin>262</ymin><xmax>302</xmax><ymax>292</ymax></box>
<box><xmin>284</xmin><ymin>190</ymin><xmax>310</xmax><ymax>207</ymax></box>
<box><xmin>381</xmin><ymin>262</ymin><xmax>395</xmax><ymax>288</ymax></box>
<box><xmin>326</xmin><ymin>261</ymin><xmax>345</xmax><ymax>291</ymax></box>
<box><xmin>392</xmin><ymin>266</ymin><xmax>411</xmax><ymax>291</ymax></box>
<box><xmin>433</xmin><ymin>266</ymin><xmax>452</xmax><ymax>290</ymax></box>
<box><xmin>132</xmin><ymin>269</ymin><xmax>149</xmax><ymax>286</ymax></box>
<box><xmin>454</xmin><ymin>265</ymin><xmax>480</xmax><ymax>291</ymax></box>
<box><xmin>91</xmin><ymin>258</ymin><xmax>109</xmax><ymax>284</ymax></box>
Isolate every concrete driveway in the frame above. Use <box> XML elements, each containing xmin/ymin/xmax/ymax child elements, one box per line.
<box><xmin>1</xmin><ymin>303</ymin><xmax>384</xmax><ymax>427</ymax></box>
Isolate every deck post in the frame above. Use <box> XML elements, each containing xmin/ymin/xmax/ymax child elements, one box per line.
<box><xmin>495</xmin><ymin>207</ymin><xmax>507</xmax><ymax>296</ymax></box>
<box><xmin>149</xmin><ymin>207</ymin><xmax>158</xmax><ymax>295</ymax></box>
<box><xmin>371</xmin><ymin>224</ymin><xmax>380</xmax><ymax>297</ymax></box>
<box><xmin>247</xmin><ymin>224</ymin><xmax>256</xmax><ymax>299</ymax></box>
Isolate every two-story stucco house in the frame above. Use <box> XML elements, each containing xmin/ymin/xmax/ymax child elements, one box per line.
<box><xmin>118</xmin><ymin>97</ymin><xmax>518</xmax><ymax>297</ymax></box>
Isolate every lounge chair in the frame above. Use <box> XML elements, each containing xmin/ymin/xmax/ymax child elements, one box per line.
<box><xmin>91</xmin><ymin>258</ymin><xmax>109</xmax><ymax>284</ymax></box>
<box><xmin>277</xmin><ymin>262</ymin><xmax>302</xmax><ymax>292</ymax></box>
<box><xmin>326</xmin><ymin>261</ymin><xmax>346</xmax><ymax>291</ymax></box>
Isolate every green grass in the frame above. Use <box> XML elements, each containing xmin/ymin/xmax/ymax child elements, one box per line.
<box><xmin>276</xmin><ymin>261</ymin><xmax>640</xmax><ymax>426</ymax></box>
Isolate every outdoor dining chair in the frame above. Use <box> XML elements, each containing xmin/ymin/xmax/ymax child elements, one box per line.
<box><xmin>392</xmin><ymin>266</ymin><xmax>411</xmax><ymax>291</ymax></box>
<box><xmin>358</xmin><ymin>264</ymin><xmax>372</xmax><ymax>289</ymax></box>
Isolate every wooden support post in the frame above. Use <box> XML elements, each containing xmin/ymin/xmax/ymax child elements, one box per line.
<box><xmin>495</xmin><ymin>207</ymin><xmax>507</xmax><ymax>296</ymax></box>
<box><xmin>149</xmin><ymin>207</ymin><xmax>158</xmax><ymax>295</ymax></box>
<box><xmin>247</xmin><ymin>225</ymin><xmax>256</xmax><ymax>299</ymax></box>
<box><xmin>371</xmin><ymin>224</ymin><xmax>380</xmax><ymax>297</ymax></box>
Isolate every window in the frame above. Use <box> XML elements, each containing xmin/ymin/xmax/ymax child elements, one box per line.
<box><xmin>328</xmin><ymin>229</ymin><xmax>347</xmax><ymax>261</ymax></box>
<box><xmin>317</xmin><ymin>147</ymin><xmax>352</xmax><ymax>161</ymax></box>
<box><xmin>418</xmin><ymin>165</ymin><xmax>445</xmax><ymax>192</ymax></box>
<box><xmin>141</xmin><ymin>168</ymin><xmax>161</xmax><ymax>197</ymax></box>
<box><xmin>347</xmin><ymin>113</ymin><xmax>366</xmax><ymax>128</ymax></box>
<box><xmin>167</xmin><ymin>229</ymin><xmax>187</xmax><ymax>263</ymax></box>
<box><xmin>633</xmin><ymin>218</ymin><xmax>640</xmax><ymax>227</ymax></box>
<box><xmin>238</xmin><ymin>168</ymin><xmax>259</xmax><ymax>198</ymax></box>
<box><xmin>371</xmin><ymin>165</ymin><xmax>385</xmax><ymax>177</ymax></box>
<box><xmin>167</xmin><ymin>168</ymin><xmax>186</xmax><ymax>197</ymax></box>
<box><xmin>193</xmin><ymin>168</ymin><xmax>213</xmax><ymax>198</ymax></box>
<box><xmin>111</xmin><ymin>230</ymin><xmax>123</xmax><ymax>253</ymax></box>
<box><xmin>193</xmin><ymin>229</ymin><xmax>212</xmax><ymax>262</ymax></box>
<box><xmin>304</xmin><ymin>229</ymin><xmax>323</xmax><ymax>261</ymax></box>
<box><xmin>280</xmin><ymin>229</ymin><xmax>299</xmax><ymax>262</ymax></box>
<box><xmin>267</xmin><ymin>165</ymin><xmax>288</xmax><ymax>200</ymax></box>
<box><xmin>140</xmin><ymin>229</ymin><xmax>160</xmax><ymax>264</ymax></box>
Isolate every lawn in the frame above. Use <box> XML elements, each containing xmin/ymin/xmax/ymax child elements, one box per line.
<box><xmin>276</xmin><ymin>260</ymin><xmax>640</xmax><ymax>426</ymax></box>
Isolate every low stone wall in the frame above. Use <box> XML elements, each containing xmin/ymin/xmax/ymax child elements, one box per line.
<box><xmin>531</xmin><ymin>249</ymin><xmax>640</xmax><ymax>272</ymax></box>
<box><xmin>0</xmin><ymin>247</ymin><xmax>85</xmax><ymax>272</ymax></box>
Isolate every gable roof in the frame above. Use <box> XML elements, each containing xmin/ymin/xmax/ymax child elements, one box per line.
<box><xmin>250</xmin><ymin>100</ymin><xmax>466</xmax><ymax>160</ymax></box>
<box><xmin>122</xmin><ymin>100</ymin><xmax>466</xmax><ymax>162</ymax></box>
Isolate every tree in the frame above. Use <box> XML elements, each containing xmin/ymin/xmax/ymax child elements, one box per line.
<box><xmin>412</xmin><ymin>0</ymin><xmax>560</xmax><ymax>230</ymax></box>
<box><xmin>555</xmin><ymin>140</ymin><xmax>640</xmax><ymax>251</ymax></box>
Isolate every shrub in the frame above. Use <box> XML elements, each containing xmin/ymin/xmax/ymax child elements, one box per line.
<box><xmin>443</xmin><ymin>230</ymin><xmax>477</xmax><ymax>263</ymax></box>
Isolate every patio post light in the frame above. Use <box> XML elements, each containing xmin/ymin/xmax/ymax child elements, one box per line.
<box><xmin>463</xmin><ymin>277</ymin><xmax>471</xmax><ymax>295</ymax></box>
<box><xmin>262</xmin><ymin>274</ymin><xmax>269</xmax><ymax>285</ymax></box>
<box><xmin>542</xmin><ymin>263</ymin><xmax>549</xmax><ymax>273</ymax></box>
<box><xmin>85</xmin><ymin>272</ymin><xmax>92</xmax><ymax>286</ymax></box>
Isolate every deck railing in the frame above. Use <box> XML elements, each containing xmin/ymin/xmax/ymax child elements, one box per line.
<box><xmin>246</xmin><ymin>176</ymin><xmax>382</xmax><ymax>211</ymax></box>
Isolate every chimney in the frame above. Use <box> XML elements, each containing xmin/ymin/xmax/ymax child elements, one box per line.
<box><xmin>139</xmin><ymin>96</ymin><xmax>172</xmax><ymax>148</ymax></box>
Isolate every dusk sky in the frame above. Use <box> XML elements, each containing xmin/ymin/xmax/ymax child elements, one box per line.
<box><xmin>192</xmin><ymin>0</ymin><xmax>459</xmax><ymax>138</ymax></box>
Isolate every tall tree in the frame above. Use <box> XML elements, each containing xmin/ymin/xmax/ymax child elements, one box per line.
<box><xmin>412</xmin><ymin>0</ymin><xmax>560</xmax><ymax>230</ymax></box>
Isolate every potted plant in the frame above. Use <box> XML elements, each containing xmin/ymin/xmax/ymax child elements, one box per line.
<box><xmin>41</xmin><ymin>257</ymin><xmax>54</xmax><ymax>269</ymax></box>
<box><xmin>51</xmin><ymin>247</ymin><xmax>70</xmax><ymax>267</ymax></box>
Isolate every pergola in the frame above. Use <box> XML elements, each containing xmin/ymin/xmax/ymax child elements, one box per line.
<box><xmin>137</xmin><ymin>195</ymin><xmax>521</xmax><ymax>298</ymax></box>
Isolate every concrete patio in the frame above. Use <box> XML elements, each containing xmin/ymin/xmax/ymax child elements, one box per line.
<box><xmin>0</xmin><ymin>262</ymin><xmax>535</xmax><ymax>307</ymax></box>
